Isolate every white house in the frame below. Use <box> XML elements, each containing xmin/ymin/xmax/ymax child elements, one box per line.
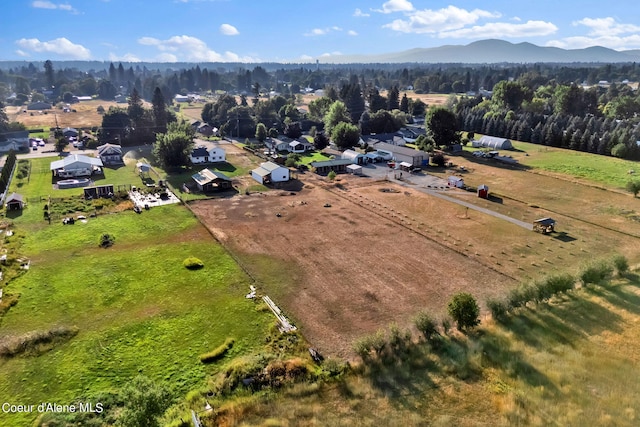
<box><xmin>175</xmin><ymin>94</ymin><xmax>190</xmax><ymax>103</ymax></box>
<box><xmin>266</xmin><ymin>138</ymin><xmax>291</xmax><ymax>152</ymax></box>
<box><xmin>288</xmin><ymin>139</ymin><xmax>313</xmax><ymax>153</ymax></box>
<box><xmin>251</xmin><ymin>161</ymin><xmax>290</xmax><ymax>185</ymax></box>
<box><xmin>50</xmin><ymin>154</ymin><xmax>103</xmax><ymax>178</ymax></box>
<box><xmin>190</xmin><ymin>145</ymin><xmax>226</xmax><ymax>164</ymax></box>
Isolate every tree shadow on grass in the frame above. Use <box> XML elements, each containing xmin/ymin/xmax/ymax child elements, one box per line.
<box><xmin>583</xmin><ymin>277</ymin><xmax>640</xmax><ymax>316</ymax></box>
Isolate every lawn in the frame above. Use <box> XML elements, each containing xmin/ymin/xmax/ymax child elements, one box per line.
<box><xmin>0</xmin><ymin>205</ymin><xmax>273</xmax><ymax>426</ymax></box>
<box><xmin>297</xmin><ymin>150</ymin><xmax>332</xmax><ymax>165</ymax></box>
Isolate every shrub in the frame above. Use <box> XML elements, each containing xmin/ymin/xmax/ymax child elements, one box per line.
<box><xmin>353</xmin><ymin>336</ymin><xmax>373</xmax><ymax>359</ymax></box>
<box><xmin>370</xmin><ymin>329</ymin><xmax>387</xmax><ymax>356</ymax></box>
<box><xmin>487</xmin><ymin>298</ymin><xmax>508</xmax><ymax>320</ymax></box>
<box><xmin>99</xmin><ymin>233</ymin><xmax>115</xmax><ymax>248</ymax></box>
<box><xmin>414</xmin><ymin>311</ymin><xmax>438</xmax><ymax>341</ymax></box>
<box><xmin>447</xmin><ymin>292</ymin><xmax>480</xmax><ymax>331</ymax></box>
<box><xmin>545</xmin><ymin>273</ymin><xmax>575</xmax><ymax>294</ymax></box>
<box><xmin>327</xmin><ymin>170</ymin><xmax>337</xmax><ymax>181</ymax></box>
<box><xmin>579</xmin><ymin>260</ymin><xmax>613</xmax><ymax>286</ymax></box>
<box><xmin>183</xmin><ymin>257</ymin><xmax>204</xmax><ymax>270</ymax></box>
<box><xmin>199</xmin><ymin>338</ymin><xmax>235</xmax><ymax>363</ymax></box>
<box><xmin>612</xmin><ymin>254</ymin><xmax>629</xmax><ymax>276</ymax></box>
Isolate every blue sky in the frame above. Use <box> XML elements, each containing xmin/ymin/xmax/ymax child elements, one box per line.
<box><xmin>2</xmin><ymin>0</ymin><xmax>640</xmax><ymax>62</ymax></box>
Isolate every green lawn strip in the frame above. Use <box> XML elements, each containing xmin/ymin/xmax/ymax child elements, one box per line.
<box><xmin>19</xmin><ymin>205</ymin><xmax>197</xmax><ymax>255</ymax></box>
<box><xmin>298</xmin><ymin>151</ymin><xmax>332</xmax><ymax>165</ymax></box>
<box><xmin>0</xmin><ymin>239</ymin><xmax>272</xmax><ymax>426</ymax></box>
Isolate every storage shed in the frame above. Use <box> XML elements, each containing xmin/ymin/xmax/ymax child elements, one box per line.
<box><xmin>192</xmin><ymin>169</ymin><xmax>233</xmax><ymax>192</ymax></box>
<box><xmin>477</xmin><ymin>136</ymin><xmax>513</xmax><ymax>150</ymax></box>
<box><xmin>447</xmin><ymin>176</ymin><xmax>464</xmax><ymax>188</ymax></box>
<box><xmin>477</xmin><ymin>184</ymin><xmax>489</xmax><ymax>198</ymax></box>
<box><xmin>5</xmin><ymin>193</ymin><xmax>24</xmax><ymax>210</ymax></box>
<box><xmin>309</xmin><ymin>159</ymin><xmax>353</xmax><ymax>175</ymax></box>
<box><xmin>342</xmin><ymin>149</ymin><xmax>367</xmax><ymax>165</ymax></box>
<box><xmin>346</xmin><ymin>164</ymin><xmax>363</xmax><ymax>175</ymax></box>
<box><xmin>251</xmin><ymin>161</ymin><xmax>290</xmax><ymax>184</ymax></box>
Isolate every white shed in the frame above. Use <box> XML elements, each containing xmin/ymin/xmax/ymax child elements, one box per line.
<box><xmin>477</xmin><ymin>136</ymin><xmax>513</xmax><ymax>150</ymax></box>
<box><xmin>251</xmin><ymin>161</ymin><xmax>290</xmax><ymax>184</ymax></box>
<box><xmin>346</xmin><ymin>164</ymin><xmax>363</xmax><ymax>175</ymax></box>
<box><xmin>447</xmin><ymin>176</ymin><xmax>464</xmax><ymax>188</ymax></box>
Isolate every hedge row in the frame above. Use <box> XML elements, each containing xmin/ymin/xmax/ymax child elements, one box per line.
<box><xmin>488</xmin><ymin>256</ymin><xmax>625</xmax><ymax>321</ymax></box>
<box><xmin>199</xmin><ymin>338</ymin><xmax>235</xmax><ymax>363</ymax></box>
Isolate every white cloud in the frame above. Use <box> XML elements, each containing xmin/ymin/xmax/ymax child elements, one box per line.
<box><xmin>546</xmin><ymin>17</ymin><xmax>640</xmax><ymax>50</ymax></box>
<box><xmin>15</xmin><ymin>50</ymin><xmax>29</xmax><ymax>57</ymax></box>
<box><xmin>299</xmin><ymin>54</ymin><xmax>313</xmax><ymax>61</ymax></box>
<box><xmin>15</xmin><ymin>37</ymin><xmax>90</xmax><ymax>59</ymax></box>
<box><xmin>32</xmin><ymin>1</ymin><xmax>78</xmax><ymax>13</ymax></box>
<box><xmin>383</xmin><ymin>6</ymin><xmax>500</xmax><ymax>34</ymax></box>
<box><xmin>353</xmin><ymin>8</ymin><xmax>370</xmax><ymax>17</ymax></box>
<box><xmin>440</xmin><ymin>20</ymin><xmax>557</xmax><ymax>39</ymax></box>
<box><xmin>108</xmin><ymin>52</ymin><xmax>141</xmax><ymax>62</ymax></box>
<box><xmin>304</xmin><ymin>27</ymin><xmax>344</xmax><ymax>37</ymax></box>
<box><xmin>137</xmin><ymin>35</ymin><xmax>255</xmax><ymax>62</ymax></box>
<box><xmin>220</xmin><ymin>24</ymin><xmax>239</xmax><ymax>36</ymax></box>
<box><xmin>574</xmin><ymin>17</ymin><xmax>640</xmax><ymax>37</ymax></box>
<box><xmin>156</xmin><ymin>53</ymin><xmax>178</xmax><ymax>62</ymax></box>
<box><xmin>320</xmin><ymin>51</ymin><xmax>342</xmax><ymax>57</ymax></box>
<box><xmin>348</xmin><ymin>30</ymin><xmax>358</xmax><ymax>36</ymax></box>
<box><xmin>374</xmin><ymin>0</ymin><xmax>414</xmax><ymax>14</ymax></box>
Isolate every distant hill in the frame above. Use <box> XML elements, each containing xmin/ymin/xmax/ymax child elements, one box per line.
<box><xmin>320</xmin><ymin>39</ymin><xmax>640</xmax><ymax>64</ymax></box>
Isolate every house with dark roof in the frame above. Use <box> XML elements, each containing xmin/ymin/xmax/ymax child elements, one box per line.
<box><xmin>189</xmin><ymin>145</ymin><xmax>226</xmax><ymax>164</ymax></box>
<box><xmin>62</xmin><ymin>127</ymin><xmax>79</xmax><ymax>138</ymax></box>
<box><xmin>191</xmin><ymin>169</ymin><xmax>233</xmax><ymax>192</ymax></box>
<box><xmin>97</xmin><ymin>143</ymin><xmax>123</xmax><ymax>165</ymax></box>
<box><xmin>26</xmin><ymin>101</ymin><xmax>51</xmax><ymax>110</ymax></box>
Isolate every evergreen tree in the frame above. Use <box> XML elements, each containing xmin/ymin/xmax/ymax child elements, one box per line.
<box><xmin>400</xmin><ymin>93</ymin><xmax>409</xmax><ymax>113</ymax></box>
<box><xmin>44</xmin><ymin>60</ymin><xmax>55</xmax><ymax>88</ymax></box>
<box><xmin>151</xmin><ymin>87</ymin><xmax>167</xmax><ymax>133</ymax></box>
<box><xmin>387</xmin><ymin>86</ymin><xmax>400</xmax><ymax>110</ymax></box>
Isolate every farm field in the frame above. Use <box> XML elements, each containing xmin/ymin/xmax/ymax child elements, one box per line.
<box><xmin>5</xmin><ymin>100</ymin><xmax>124</xmax><ymax>129</ymax></box>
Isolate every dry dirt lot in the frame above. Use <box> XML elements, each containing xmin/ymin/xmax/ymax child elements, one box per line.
<box><xmin>190</xmin><ymin>178</ymin><xmax>519</xmax><ymax>357</ymax></box>
<box><xmin>190</xmin><ymin>165</ymin><xmax>640</xmax><ymax>357</ymax></box>
<box><xmin>6</xmin><ymin>100</ymin><xmax>133</xmax><ymax>129</ymax></box>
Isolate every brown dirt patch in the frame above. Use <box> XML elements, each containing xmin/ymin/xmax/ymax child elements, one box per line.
<box><xmin>190</xmin><ymin>182</ymin><xmax>516</xmax><ymax>357</ymax></box>
<box><xmin>7</xmin><ymin>100</ymin><xmax>127</xmax><ymax>129</ymax></box>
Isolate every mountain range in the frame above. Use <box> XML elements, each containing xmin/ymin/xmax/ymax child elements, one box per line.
<box><xmin>319</xmin><ymin>39</ymin><xmax>640</xmax><ymax>64</ymax></box>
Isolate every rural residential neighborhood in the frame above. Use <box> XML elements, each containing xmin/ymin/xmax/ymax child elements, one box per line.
<box><xmin>2</xmin><ymin>1</ymin><xmax>640</xmax><ymax>426</ymax></box>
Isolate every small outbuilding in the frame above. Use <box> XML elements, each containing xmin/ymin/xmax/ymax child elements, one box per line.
<box><xmin>62</xmin><ymin>127</ymin><xmax>79</xmax><ymax>138</ymax></box>
<box><xmin>251</xmin><ymin>161</ymin><xmax>290</xmax><ymax>184</ymax></box>
<box><xmin>309</xmin><ymin>159</ymin><xmax>353</xmax><ymax>175</ymax></box>
<box><xmin>97</xmin><ymin>143</ymin><xmax>123</xmax><ymax>165</ymax></box>
<box><xmin>477</xmin><ymin>184</ymin><xmax>489</xmax><ymax>198</ymax></box>
<box><xmin>342</xmin><ymin>149</ymin><xmax>367</xmax><ymax>165</ymax></box>
<box><xmin>447</xmin><ymin>176</ymin><xmax>464</xmax><ymax>188</ymax></box>
<box><xmin>5</xmin><ymin>193</ymin><xmax>24</xmax><ymax>210</ymax></box>
<box><xmin>533</xmin><ymin>218</ymin><xmax>556</xmax><ymax>234</ymax></box>
<box><xmin>192</xmin><ymin>169</ymin><xmax>233</xmax><ymax>192</ymax></box>
<box><xmin>476</xmin><ymin>136</ymin><xmax>513</xmax><ymax>150</ymax></box>
<box><xmin>346</xmin><ymin>164</ymin><xmax>363</xmax><ymax>175</ymax></box>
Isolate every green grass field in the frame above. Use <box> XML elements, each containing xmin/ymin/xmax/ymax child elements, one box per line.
<box><xmin>0</xmin><ymin>198</ymin><xmax>272</xmax><ymax>426</ymax></box>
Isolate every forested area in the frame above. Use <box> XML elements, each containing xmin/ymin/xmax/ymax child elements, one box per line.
<box><xmin>1</xmin><ymin>60</ymin><xmax>640</xmax><ymax>158</ymax></box>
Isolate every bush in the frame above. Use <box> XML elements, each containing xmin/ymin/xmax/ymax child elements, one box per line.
<box><xmin>487</xmin><ymin>298</ymin><xmax>508</xmax><ymax>320</ymax></box>
<box><xmin>447</xmin><ymin>292</ymin><xmax>480</xmax><ymax>331</ymax></box>
<box><xmin>544</xmin><ymin>273</ymin><xmax>575</xmax><ymax>294</ymax></box>
<box><xmin>327</xmin><ymin>170</ymin><xmax>337</xmax><ymax>181</ymax></box>
<box><xmin>183</xmin><ymin>257</ymin><xmax>204</xmax><ymax>270</ymax></box>
<box><xmin>199</xmin><ymin>338</ymin><xmax>235</xmax><ymax>363</ymax></box>
<box><xmin>414</xmin><ymin>311</ymin><xmax>438</xmax><ymax>341</ymax></box>
<box><xmin>612</xmin><ymin>254</ymin><xmax>629</xmax><ymax>276</ymax></box>
<box><xmin>579</xmin><ymin>260</ymin><xmax>613</xmax><ymax>286</ymax></box>
<box><xmin>353</xmin><ymin>335</ymin><xmax>373</xmax><ymax>359</ymax></box>
<box><xmin>99</xmin><ymin>233</ymin><xmax>115</xmax><ymax>248</ymax></box>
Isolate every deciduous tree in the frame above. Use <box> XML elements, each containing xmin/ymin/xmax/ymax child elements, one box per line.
<box><xmin>447</xmin><ymin>292</ymin><xmax>480</xmax><ymax>331</ymax></box>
